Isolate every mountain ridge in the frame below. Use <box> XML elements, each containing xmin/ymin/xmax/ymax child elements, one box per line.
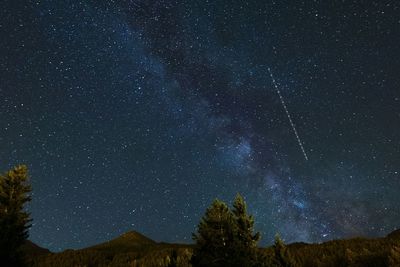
<box><xmin>25</xmin><ymin>228</ymin><xmax>400</xmax><ymax>267</ymax></box>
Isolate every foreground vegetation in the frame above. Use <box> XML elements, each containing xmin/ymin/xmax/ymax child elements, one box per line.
<box><xmin>0</xmin><ymin>165</ymin><xmax>32</xmax><ymax>266</ymax></box>
<box><xmin>24</xmin><ymin>231</ymin><xmax>400</xmax><ymax>267</ymax></box>
<box><xmin>2</xmin><ymin>165</ymin><xmax>400</xmax><ymax>266</ymax></box>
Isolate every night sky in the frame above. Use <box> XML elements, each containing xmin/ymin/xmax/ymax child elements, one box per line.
<box><xmin>1</xmin><ymin>0</ymin><xmax>399</xmax><ymax>252</ymax></box>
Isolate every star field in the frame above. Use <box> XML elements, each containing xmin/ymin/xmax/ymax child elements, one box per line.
<box><xmin>1</xmin><ymin>0</ymin><xmax>399</xmax><ymax>251</ymax></box>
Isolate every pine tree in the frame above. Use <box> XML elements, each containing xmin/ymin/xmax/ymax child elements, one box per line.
<box><xmin>191</xmin><ymin>199</ymin><xmax>236</xmax><ymax>267</ymax></box>
<box><xmin>191</xmin><ymin>195</ymin><xmax>263</xmax><ymax>267</ymax></box>
<box><xmin>231</xmin><ymin>193</ymin><xmax>261</xmax><ymax>267</ymax></box>
<box><xmin>273</xmin><ymin>234</ymin><xmax>297</xmax><ymax>267</ymax></box>
<box><xmin>0</xmin><ymin>165</ymin><xmax>32</xmax><ymax>266</ymax></box>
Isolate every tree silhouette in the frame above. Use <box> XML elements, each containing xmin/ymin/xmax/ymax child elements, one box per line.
<box><xmin>0</xmin><ymin>165</ymin><xmax>32</xmax><ymax>266</ymax></box>
<box><xmin>191</xmin><ymin>199</ymin><xmax>236</xmax><ymax>267</ymax></box>
<box><xmin>273</xmin><ymin>234</ymin><xmax>297</xmax><ymax>267</ymax></box>
<box><xmin>191</xmin><ymin>194</ymin><xmax>263</xmax><ymax>267</ymax></box>
<box><xmin>231</xmin><ymin>193</ymin><xmax>261</xmax><ymax>267</ymax></box>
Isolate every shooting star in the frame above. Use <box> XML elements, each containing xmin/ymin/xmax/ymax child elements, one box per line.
<box><xmin>268</xmin><ymin>68</ymin><xmax>309</xmax><ymax>161</ymax></box>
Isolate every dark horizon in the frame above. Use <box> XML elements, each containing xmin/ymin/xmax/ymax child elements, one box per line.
<box><xmin>28</xmin><ymin>225</ymin><xmax>400</xmax><ymax>254</ymax></box>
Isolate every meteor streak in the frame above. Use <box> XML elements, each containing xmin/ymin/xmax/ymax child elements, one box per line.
<box><xmin>268</xmin><ymin>68</ymin><xmax>309</xmax><ymax>161</ymax></box>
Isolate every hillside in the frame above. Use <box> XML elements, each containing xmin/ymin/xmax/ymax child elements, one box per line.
<box><xmin>28</xmin><ymin>231</ymin><xmax>192</xmax><ymax>267</ymax></box>
<box><xmin>27</xmin><ymin>230</ymin><xmax>400</xmax><ymax>267</ymax></box>
<box><xmin>22</xmin><ymin>240</ymin><xmax>51</xmax><ymax>257</ymax></box>
<box><xmin>87</xmin><ymin>231</ymin><xmax>157</xmax><ymax>253</ymax></box>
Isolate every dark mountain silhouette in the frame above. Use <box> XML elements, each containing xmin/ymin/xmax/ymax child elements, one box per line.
<box><xmin>386</xmin><ymin>229</ymin><xmax>400</xmax><ymax>239</ymax></box>
<box><xmin>87</xmin><ymin>231</ymin><xmax>157</xmax><ymax>253</ymax></box>
<box><xmin>22</xmin><ymin>240</ymin><xmax>51</xmax><ymax>257</ymax></box>
<box><xmin>24</xmin><ymin>229</ymin><xmax>400</xmax><ymax>267</ymax></box>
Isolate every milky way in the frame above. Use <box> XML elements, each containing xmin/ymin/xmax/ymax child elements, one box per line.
<box><xmin>1</xmin><ymin>1</ymin><xmax>400</xmax><ymax>251</ymax></box>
